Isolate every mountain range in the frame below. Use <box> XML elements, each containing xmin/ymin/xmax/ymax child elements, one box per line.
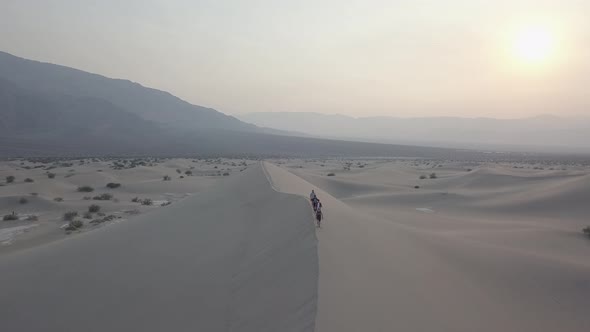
<box><xmin>238</xmin><ymin>112</ymin><xmax>590</xmax><ymax>154</ymax></box>
<box><xmin>0</xmin><ymin>51</ymin><xmax>491</xmax><ymax>160</ymax></box>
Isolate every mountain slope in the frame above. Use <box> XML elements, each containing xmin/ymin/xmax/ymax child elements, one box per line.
<box><xmin>0</xmin><ymin>51</ymin><xmax>257</xmax><ymax>132</ymax></box>
<box><xmin>0</xmin><ymin>51</ymin><xmax>565</xmax><ymax>160</ymax></box>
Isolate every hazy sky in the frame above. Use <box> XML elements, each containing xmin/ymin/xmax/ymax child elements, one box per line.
<box><xmin>1</xmin><ymin>0</ymin><xmax>589</xmax><ymax>118</ymax></box>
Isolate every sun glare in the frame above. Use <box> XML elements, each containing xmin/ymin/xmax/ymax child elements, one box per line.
<box><xmin>511</xmin><ymin>25</ymin><xmax>557</xmax><ymax>66</ymax></box>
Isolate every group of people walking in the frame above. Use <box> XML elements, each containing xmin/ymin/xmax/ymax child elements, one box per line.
<box><xmin>310</xmin><ymin>190</ymin><xmax>323</xmax><ymax>227</ymax></box>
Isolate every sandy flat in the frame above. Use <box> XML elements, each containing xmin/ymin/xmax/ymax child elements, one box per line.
<box><xmin>0</xmin><ymin>158</ymin><xmax>249</xmax><ymax>252</ymax></box>
<box><xmin>264</xmin><ymin>161</ymin><xmax>590</xmax><ymax>332</ymax></box>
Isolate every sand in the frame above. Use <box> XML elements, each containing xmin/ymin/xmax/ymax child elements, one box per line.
<box><xmin>0</xmin><ymin>164</ymin><xmax>318</xmax><ymax>332</ymax></box>
<box><xmin>0</xmin><ymin>157</ymin><xmax>249</xmax><ymax>252</ymax></box>
<box><xmin>264</xmin><ymin>159</ymin><xmax>590</xmax><ymax>332</ymax></box>
<box><xmin>1</xmin><ymin>157</ymin><xmax>589</xmax><ymax>331</ymax></box>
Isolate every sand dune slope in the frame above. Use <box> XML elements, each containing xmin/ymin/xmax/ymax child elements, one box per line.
<box><xmin>264</xmin><ymin>162</ymin><xmax>590</xmax><ymax>332</ymax></box>
<box><xmin>0</xmin><ymin>165</ymin><xmax>318</xmax><ymax>332</ymax></box>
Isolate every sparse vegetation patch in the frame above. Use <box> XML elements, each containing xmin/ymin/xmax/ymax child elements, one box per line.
<box><xmin>3</xmin><ymin>213</ymin><xmax>19</xmax><ymax>221</ymax></box>
<box><xmin>65</xmin><ymin>219</ymin><xmax>83</xmax><ymax>231</ymax></box>
<box><xmin>63</xmin><ymin>211</ymin><xmax>79</xmax><ymax>221</ymax></box>
<box><xmin>77</xmin><ymin>185</ymin><xmax>94</xmax><ymax>192</ymax></box>
<box><xmin>93</xmin><ymin>193</ymin><xmax>113</xmax><ymax>201</ymax></box>
<box><xmin>90</xmin><ymin>214</ymin><xmax>118</xmax><ymax>225</ymax></box>
<box><xmin>88</xmin><ymin>204</ymin><xmax>101</xmax><ymax>213</ymax></box>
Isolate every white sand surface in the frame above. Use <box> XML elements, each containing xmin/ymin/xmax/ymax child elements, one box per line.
<box><xmin>264</xmin><ymin>161</ymin><xmax>590</xmax><ymax>332</ymax></box>
<box><xmin>0</xmin><ymin>164</ymin><xmax>318</xmax><ymax>331</ymax></box>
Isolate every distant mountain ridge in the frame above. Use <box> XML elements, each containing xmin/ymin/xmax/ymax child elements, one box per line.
<box><xmin>0</xmin><ymin>51</ymin><xmax>258</xmax><ymax>132</ymax></box>
<box><xmin>1</xmin><ymin>51</ymin><xmax>584</xmax><ymax>159</ymax></box>
<box><xmin>238</xmin><ymin>112</ymin><xmax>590</xmax><ymax>153</ymax></box>
<box><xmin>0</xmin><ymin>51</ymin><xmax>489</xmax><ymax>159</ymax></box>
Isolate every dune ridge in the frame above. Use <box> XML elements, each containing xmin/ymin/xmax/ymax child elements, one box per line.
<box><xmin>263</xmin><ymin>161</ymin><xmax>590</xmax><ymax>332</ymax></box>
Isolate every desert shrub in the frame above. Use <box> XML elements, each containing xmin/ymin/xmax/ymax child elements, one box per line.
<box><xmin>163</xmin><ymin>175</ymin><xmax>171</xmax><ymax>181</ymax></box>
<box><xmin>429</xmin><ymin>173</ymin><xmax>437</xmax><ymax>179</ymax></box>
<box><xmin>77</xmin><ymin>185</ymin><xmax>94</xmax><ymax>192</ymax></box>
<box><xmin>161</xmin><ymin>201</ymin><xmax>172</xmax><ymax>207</ymax></box>
<box><xmin>65</xmin><ymin>219</ymin><xmax>83</xmax><ymax>231</ymax></box>
<box><xmin>30</xmin><ymin>192</ymin><xmax>38</xmax><ymax>196</ymax></box>
<box><xmin>419</xmin><ymin>175</ymin><xmax>427</xmax><ymax>179</ymax></box>
<box><xmin>466</xmin><ymin>168</ymin><xmax>472</xmax><ymax>172</ymax></box>
<box><xmin>106</xmin><ymin>182</ymin><xmax>121</xmax><ymax>189</ymax></box>
<box><xmin>6</xmin><ymin>176</ymin><xmax>15</xmax><ymax>183</ymax></box>
<box><xmin>327</xmin><ymin>173</ymin><xmax>335</xmax><ymax>176</ymax></box>
<box><xmin>24</xmin><ymin>178</ymin><xmax>34</xmax><ymax>183</ymax></box>
<box><xmin>3</xmin><ymin>213</ymin><xmax>19</xmax><ymax>221</ymax></box>
<box><xmin>583</xmin><ymin>226</ymin><xmax>590</xmax><ymax>237</ymax></box>
<box><xmin>414</xmin><ymin>185</ymin><xmax>420</xmax><ymax>189</ymax></box>
<box><xmin>83</xmin><ymin>212</ymin><xmax>93</xmax><ymax>219</ymax></box>
<box><xmin>176</xmin><ymin>169</ymin><xmax>182</xmax><ymax>174</ymax></box>
<box><xmin>131</xmin><ymin>197</ymin><xmax>140</xmax><ymax>203</ymax></box>
<box><xmin>185</xmin><ymin>170</ymin><xmax>193</xmax><ymax>176</ymax></box>
<box><xmin>141</xmin><ymin>198</ymin><xmax>153</xmax><ymax>206</ymax></box>
<box><xmin>223</xmin><ymin>172</ymin><xmax>230</xmax><ymax>176</ymax></box>
<box><xmin>47</xmin><ymin>172</ymin><xmax>56</xmax><ymax>179</ymax></box>
<box><xmin>54</xmin><ymin>197</ymin><xmax>64</xmax><ymax>202</ymax></box>
<box><xmin>63</xmin><ymin>211</ymin><xmax>78</xmax><ymax>221</ymax></box>
<box><xmin>26</xmin><ymin>215</ymin><xmax>38</xmax><ymax>221</ymax></box>
<box><xmin>179</xmin><ymin>176</ymin><xmax>185</xmax><ymax>179</ymax></box>
<box><xmin>88</xmin><ymin>204</ymin><xmax>101</xmax><ymax>213</ymax></box>
<box><xmin>90</xmin><ymin>214</ymin><xmax>118</xmax><ymax>225</ymax></box>
<box><xmin>19</xmin><ymin>197</ymin><xmax>28</xmax><ymax>204</ymax></box>
<box><xmin>93</xmin><ymin>193</ymin><xmax>113</xmax><ymax>201</ymax></box>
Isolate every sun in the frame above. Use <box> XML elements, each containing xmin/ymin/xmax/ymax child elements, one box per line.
<box><xmin>511</xmin><ymin>25</ymin><xmax>557</xmax><ymax>65</ymax></box>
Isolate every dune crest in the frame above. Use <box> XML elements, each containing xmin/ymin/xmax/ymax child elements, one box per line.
<box><xmin>264</xmin><ymin>161</ymin><xmax>590</xmax><ymax>332</ymax></box>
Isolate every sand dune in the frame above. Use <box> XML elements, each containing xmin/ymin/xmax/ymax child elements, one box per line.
<box><xmin>0</xmin><ymin>164</ymin><xmax>318</xmax><ymax>332</ymax></box>
<box><xmin>1</xmin><ymin>158</ymin><xmax>589</xmax><ymax>331</ymax></box>
<box><xmin>264</xmin><ymin>161</ymin><xmax>590</xmax><ymax>332</ymax></box>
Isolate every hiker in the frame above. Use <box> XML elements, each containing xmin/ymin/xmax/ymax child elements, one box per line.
<box><xmin>312</xmin><ymin>196</ymin><xmax>319</xmax><ymax>211</ymax></box>
<box><xmin>315</xmin><ymin>201</ymin><xmax>323</xmax><ymax>227</ymax></box>
<box><xmin>310</xmin><ymin>190</ymin><xmax>316</xmax><ymax>202</ymax></box>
